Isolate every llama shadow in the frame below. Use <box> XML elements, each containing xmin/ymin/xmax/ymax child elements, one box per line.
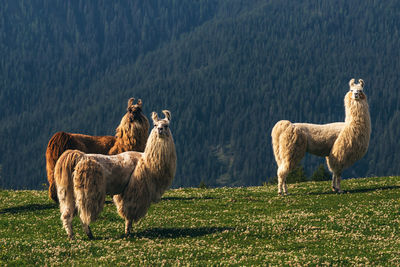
<box><xmin>0</xmin><ymin>203</ymin><xmax>57</xmax><ymax>214</ymax></box>
<box><xmin>345</xmin><ymin>185</ymin><xmax>400</xmax><ymax>194</ymax></box>
<box><xmin>306</xmin><ymin>185</ymin><xmax>400</xmax><ymax>196</ymax></box>
<box><xmin>161</xmin><ymin>196</ymin><xmax>215</xmax><ymax>201</ymax></box>
<box><xmin>127</xmin><ymin>226</ymin><xmax>231</xmax><ymax>240</ymax></box>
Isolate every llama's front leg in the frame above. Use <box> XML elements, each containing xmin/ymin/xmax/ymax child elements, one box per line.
<box><xmin>332</xmin><ymin>173</ymin><xmax>343</xmax><ymax>193</ymax></box>
<box><xmin>82</xmin><ymin>223</ymin><xmax>94</xmax><ymax>239</ymax></box>
<box><xmin>335</xmin><ymin>174</ymin><xmax>343</xmax><ymax>193</ymax></box>
<box><xmin>332</xmin><ymin>174</ymin><xmax>337</xmax><ymax>192</ymax></box>
<box><xmin>125</xmin><ymin>219</ymin><xmax>133</xmax><ymax>236</ymax></box>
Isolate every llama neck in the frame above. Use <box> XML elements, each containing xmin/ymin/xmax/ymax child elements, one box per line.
<box><xmin>113</xmin><ymin>115</ymin><xmax>149</xmax><ymax>152</ymax></box>
<box><xmin>140</xmin><ymin>133</ymin><xmax>177</xmax><ymax>200</ymax></box>
<box><xmin>344</xmin><ymin>99</ymin><xmax>371</xmax><ymax>139</ymax></box>
<box><xmin>345</xmin><ymin>100</ymin><xmax>370</xmax><ymax>126</ymax></box>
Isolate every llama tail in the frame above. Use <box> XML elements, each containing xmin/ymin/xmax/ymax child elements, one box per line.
<box><xmin>271</xmin><ymin>120</ymin><xmax>293</xmax><ymax>166</ymax></box>
<box><xmin>73</xmin><ymin>157</ymin><xmax>106</xmax><ymax>226</ymax></box>
<box><xmin>271</xmin><ymin>120</ymin><xmax>306</xmax><ymax>171</ymax></box>
<box><xmin>46</xmin><ymin>132</ymin><xmax>76</xmax><ymax>202</ymax></box>
<box><xmin>54</xmin><ymin>150</ymin><xmax>85</xmax><ymax>196</ymax></box>
<box><xmin>54</xmin><ymin>150</ymin><xmax>85</xmax><ymax>237</ymax></box>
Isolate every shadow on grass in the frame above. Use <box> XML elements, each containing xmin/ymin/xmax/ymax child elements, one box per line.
<box><xmin>161</xmin><ymin>196</ymin><xmax>215</xmax><ymax>201</ymax></box>
<box><xmin>128</xmin><ymin>226</ymin><xmax>232</xmax><ymax>239</ymax></box>
<box><xmin>0</xmin><ymin>203</ymin><xmax>57</xmax><ymax>214</ymax></box>
<box><xmin>306</xmin><ymin>185</ymin><xmax>400</xmax><ymax>196</ymax></box>
<box><xmin>346</xmin><ymin>185</ymin><xmax>400</xmax><ymax>194</ymax></box>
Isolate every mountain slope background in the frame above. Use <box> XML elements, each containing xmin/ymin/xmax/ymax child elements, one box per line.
<box><xmin>1</xmin><ymin>0</ymin><xmax>399</xmax><ymax>189</ymax></box>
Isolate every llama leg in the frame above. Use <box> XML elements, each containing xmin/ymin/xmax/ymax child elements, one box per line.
<box><xmin>60</xmin><ymin>208</ymin><xmax>75</xmax><ymax>240</ymax></box>
<box><xmin>331</xmin><ymin>174</ymin><xmax>338</xmax><ymax>192</ymax></box>
<box><xmin>335</xmin><ymin>173</ymin><xmax>343</xmax><ymax>193</ymax></box>
<box><xmin>331</xmin><ymin>172</ymin><xmax>343</xmax><ymax>193</ymax></box>
<box><xmin>125</xmin><ymin>219</ymin><xmax>133</xmax><ymax>236</ymax></box>
<box><xmin>277</xmin><ymin>164</ymin><xmax>289</xmax><ymax>196</ymax></box>
<box><xmin>283</xmin><ymin>180</ymin><xmax>288</xmax><ymax>195</ymax></box>
<box><xmin>326</xmin><ymin>157</ymin><xmax>340</xmax><ymax>192</ymax></box>
<box><xmin>58</xmin><ymin>187</ymin><xmax>75</xmax><ymax>239</ymax></box>
<box><xmin>82</xmin><ymin>223</ymin><xmax>94</xmax><ymax>239</ymax></box>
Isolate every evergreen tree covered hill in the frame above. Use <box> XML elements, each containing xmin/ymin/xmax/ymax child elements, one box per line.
<box><xmin>1</xmin><ymin>0</ymin><xmax>400</xmax><ymax>189</ymax></box>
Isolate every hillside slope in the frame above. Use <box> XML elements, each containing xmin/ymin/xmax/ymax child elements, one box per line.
<box><xmin>1</xmin><ymin>1</ymin><xmax>400</xmax><ymax>188</ymax></box>
<box><xmin>0</xmin><ymin>176</ymin><xmax>399</xmax><ymax>265</ymax></box>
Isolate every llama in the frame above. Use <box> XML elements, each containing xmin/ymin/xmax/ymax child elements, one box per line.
<box><xmin>271</xmin><ymin>79</ymin><xmax>371</xmax><ymax>195</ymax></box>
<box><xmin>54</xmin><ymin>149</ymin><xmax>142</xmax><ymax>240</ymax></box>
<box><xmin>46</xmin><ymin>98</ymin><xmax>149</xmax><ymax>203</ymax></box>
<box><xmin>54</xmin><ymin>110</ymin><xmax>176</xmax><ymax>239</ymax></box>
<box><xmin>113</xmin><ymin>110</ymin><xmax>177</xmax><ymax>236</ymax></box>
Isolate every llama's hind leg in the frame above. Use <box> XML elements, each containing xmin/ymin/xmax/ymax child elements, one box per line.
<box><xmin>277</xmin><ymin>164</ymin><xmax>290</xmax><ymax>196</ymax></box>
<box><xmin>60</xmin><ymin>209</ymin><xmax>75</xmax><ymax>240</ymax></box>
<box><xmin>125</xmin><ymin>219</ymin><xmax>133</xmax><ymax>236</ymax></box>
<box><xmin>82</xmin><ymin>223</ymin><xmax>94</xmax><ymax>239</ymax></box>
<box><xmin>58</xmin><ymin>187</ymin><xmax>75</xmax><ymax>239</ymax></box>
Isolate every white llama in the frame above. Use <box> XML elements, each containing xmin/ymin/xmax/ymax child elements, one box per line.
<box><xmin>113</xmin><ymin>110</ymin><xmax>177</xmax><ymax>236</ymax></box>
<box><xmin>271</xmin><ymin>79</ymin><xmax>371</xmax><ymax>194</ymax></box>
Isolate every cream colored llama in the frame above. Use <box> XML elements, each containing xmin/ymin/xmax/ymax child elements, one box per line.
<box><xmin>113</xmin><ymin>110</ymin><xmax>177</xmax><ymax>236</ymax></box>
<box><xmin>54</xmin><ymin>149</ymin><xmax>141</xmax><ymax>239</ymax></box>
<box><xmin>271</xmin><ymin>79</ymin><xmax>371</xmax><ymax>195</ymax></box>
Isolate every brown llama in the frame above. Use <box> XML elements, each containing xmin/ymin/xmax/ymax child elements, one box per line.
<box><xmin>271</xmin><ymin>79</ymin><xmax>371</xmax><ymax>195</ymax></box>
<box><xmin>46</xmin><ymin>98</ymin><xmax>149</xmax><ymax>203</ymax></box>
<box><xmin>54</xmin><ymin>149</ymin><xmax>142</xmax><ymax>240</ymax></box>
<box><xmin>113</xmin><ymin>110</ymin><xmax>177</xmax><ymax>236</ymax></box>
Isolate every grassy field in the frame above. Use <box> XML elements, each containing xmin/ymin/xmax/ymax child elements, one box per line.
<box><xmin>1</xmin><ymin>176</ymin><xmax>399</xmax><ymax>266</ymax></box>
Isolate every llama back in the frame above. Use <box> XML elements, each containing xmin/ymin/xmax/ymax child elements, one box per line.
<box><xmin>73</xmin><ymin>157</ymin><xmax>107</xmax><ymax>225</ymax></box>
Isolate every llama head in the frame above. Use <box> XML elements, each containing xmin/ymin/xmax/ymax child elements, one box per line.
<box><xmin>151</xmin><ymin>110</ymin><xmax>172</xmax><ymax>137</ymax></box>
<box><xmin>126</xmin><ymin>98</ymin><xmax>144</xmax><ymax>122</ymax></box>
<box><xmin>348</xmin><ymin>78</ymin><xmax>366</xmax><ymax>100</ymax></box>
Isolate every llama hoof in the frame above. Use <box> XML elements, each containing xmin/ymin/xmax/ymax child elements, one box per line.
<box><xmin>68</xmin><ymin>235</ymin><xmax>75</xmax><ymax>241</ymax></box>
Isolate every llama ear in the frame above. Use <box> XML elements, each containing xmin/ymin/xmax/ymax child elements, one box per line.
<box><xmin>128</xmin><ymin>98</ymin><xmax>135</xmax><ymax>107</ymax></box>
<box><xmin>358</xmin><ymin>79</ymin><xmax>365</xmax><ymax>88</ymax></box>
<box><xmin>137</xmin><ymin>99</ymin><xmax>143</xmax><ymax>108</ymax></box>
<box><xmin>151</xmin><ymin>112</ymin><xmax>159</xmax><ymax>123</ymax></box>
<box><xmin>349</xmin><ymin>79</ymin><xmax>355</xmax><ymax>88</ymax></box>
<box><xmin>162</xmin><ymin>110</ymin><xmax>171</xmax><ymax>122</ymax></box>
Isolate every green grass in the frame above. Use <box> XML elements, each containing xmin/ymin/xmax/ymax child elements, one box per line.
<box><xmin>1</xmin><ymin>177</ymin><xmax>400</xmax><ymax>266</ymax></box>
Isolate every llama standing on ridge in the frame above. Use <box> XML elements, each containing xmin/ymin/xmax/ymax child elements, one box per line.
<box><xmin>113</xmin><ymin>110</ymin><xmax>177</xmax><ymax>236</ymax></box>
<box><xmin>54</xmin><ymin>149</ymin><xmax>142</xmax><ymax>240</ymax></box>
<box><xmin>271</xmin><ymin>79</ymin><xmax>371</xmax><ymax>195</ymax></box>
<box><xmin>46</xmin><ymin>98</ymin><xmax>149</xmax><ymax>203</ymax></box>
<box><xmin>54</xmin><ymin>110</ymin><xmax>175</xmax><ymax>239</ymax></box>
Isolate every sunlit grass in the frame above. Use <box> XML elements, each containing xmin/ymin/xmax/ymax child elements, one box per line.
<box><xmin>1</xmin><ymin>176</ymin><xmax>399</xmax><ymax>265</ymax></box>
